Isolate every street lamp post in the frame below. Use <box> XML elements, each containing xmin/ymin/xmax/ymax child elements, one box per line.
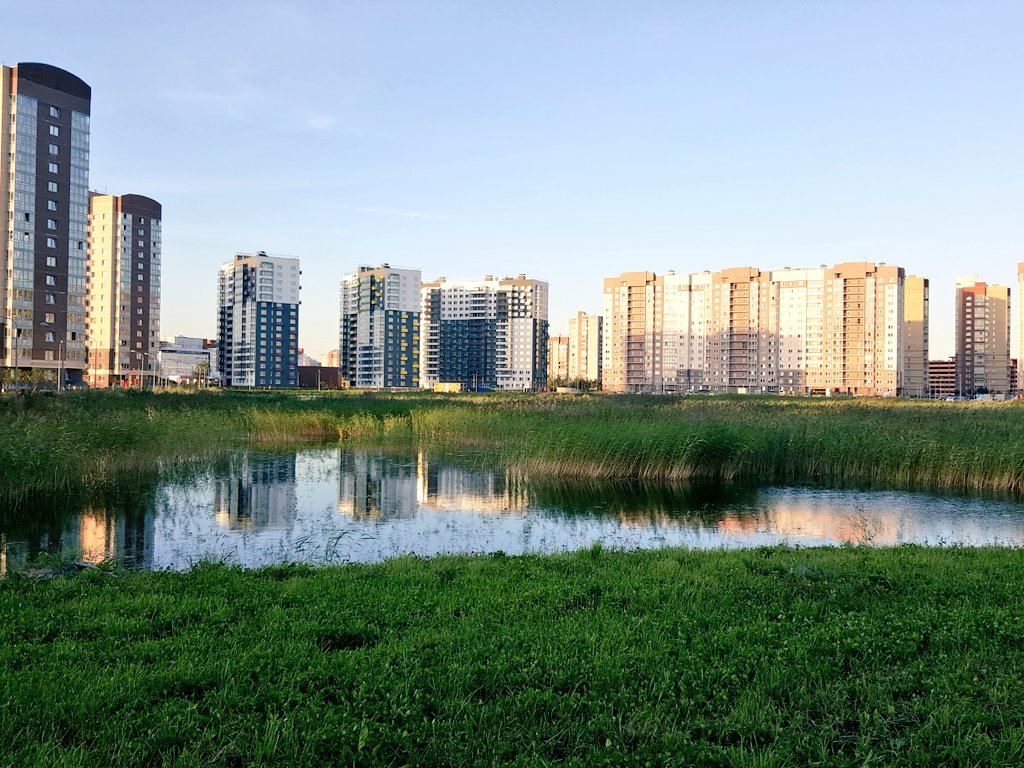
<box><xmin>58</xmin><ymin>340</ymin><xmax>65</xmax><ymax>393</ymax></box>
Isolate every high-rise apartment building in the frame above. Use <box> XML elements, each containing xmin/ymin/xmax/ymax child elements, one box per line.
<box><xmin>217</xmin><ymin>252</ymin><xmax>300</xmax><ymax>388</ymax></box>
<box><xmin>567</xmin><ymin>311</ymin><xmax>602</xmax><ymax>383</ymax></box>
<box><xmin>902</xmin><ymin>276</ymin><xmax>929</xmax><ymax>397</ymax></box>
<box><xmin>602</xmin><ymin>271</ymin><xmax>663</xmax><ymax>392</ymax></box>
<box><xmin>1017</xmin><ymin>264</ymin><xmax>1024</xmax><ymax>383</ymax></box>
<box><xmin>955</xmin><ymin>276</ymin><xmax>1010</xmax><ymax>396</ymax></box>
<box><xmin>1</xmin><ymin>63</ymin><xmax>91</xmax><ymax>385</ymax></box>
<box><xmin>420</xmin><ymin>274</ymin><xmax>548</xmax><ymax>391</ymax></box>
<box><xmin>547</xmin><ymin>335</ymin><xmax>569</xmax><ymax>382</ymax></box>
<box><xmin>85</xmin><ymin>194</ymin><xmax>161</xmax><ymax>388</ymax></box>
<box><xmin>603</xmin><ymin>263</ymin><xmax>916</xmax><ymax>396</ymax></box>
<box><xmin>339</xmin><ymin>264</ymin><xmax>421</xmax><ymax>388</ymax></box>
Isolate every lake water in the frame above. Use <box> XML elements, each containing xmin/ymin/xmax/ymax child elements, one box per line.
<box><xmin>3</xmin><ymin>446</ymin><xmax>1024</xmax><ymax>573</ymax></box>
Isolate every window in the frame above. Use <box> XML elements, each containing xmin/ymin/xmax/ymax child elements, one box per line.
<box><xmin>46</xmin><ymin>236</ymin><xmax>57</xmax><ymax>248</ymax></box>
<box><xmin>46</xmin><ymin>294</ymin><xmax>56</xmax><ymax>305</ymax></box>
<box><xmin>49</xmin><ymin>125</ymin><xmax>59</xmax><ymax>136</ymax></box>
<box><xmin>46</xmin><ymin>218</ymin><xmax>57</xmax><ymax>230</ymax></box>
<box><xmin>44</xmin><ymin>332</ymin><xmax>55</xmax><ymax>343</ymax></box>
<box><xmin>45</xmin><ymin>275</ymin><xmax>56</xmax><ymax>286</ymax></box>
<box><xmin>47</xmin><ymin>200</ymin><xmax>58</xmax><ymax>211</ymax></box>
<box><xmin>49</xmin><ymin>106</ymin><xmax>60</xmax><ymax>118</ymax></box>
<box><xmin>48</xmin><ymin>143</ymin><xmax>59</xmax><ymax>155</ymax></box>
<box><xmin>48</xmin><ymin>162</ymin><xmax>58</xmax><ymax>174</ymax></box>
<box><xmin>138</xmin><ymin>240</ymin><xmax>144</xmax><ymax>247</ymax></box>
<box><xmin>45</xmin><ymin>313</ymin><xmax>55</xmax><ymax>323</ymax></box>
<box><xmin>47</xmin><ymin>181</ymin><xmax>58</xmax><ymax>193</ymax></box>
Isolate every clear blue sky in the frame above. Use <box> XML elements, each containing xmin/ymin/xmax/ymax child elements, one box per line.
<box><xmin>3</xmin><ymin>0</ymin><xmax>1022</xmax><ymax>359</ymax></box>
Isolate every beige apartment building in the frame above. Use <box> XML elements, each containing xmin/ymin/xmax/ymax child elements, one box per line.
<box><xmin>956</xmin><ymin>276</ymin><xmax>1010</xmax><ymax>396</ymax></box>
<box><xmin>603</xmin><ymin>262</ymin><xmax>920</xmax><ymax>396</ymax></box>
<box><xmin>903</xmin><ymin>276</ymin><xmax>930</xmax><ymax>397</ymax></box>
<box><xmin>1018</xmin><ymin>263</ymin><xmax>1024</xmax><ymax>385</ymax></box>
<box><xmin>567</xmin><ymin>311</ymin><xmax>602</xmax><ymax>382</ymax></box>
<box><xmin>86</xmin><ymin>193</ymin><xmax>162</xmax><ymax>388</ymax></box>
<box><xmin>601</xmin><ymin>271</ymin><xmax>663</xmax><ymax>392</ymax></box>
<box><xmin>547</xmin><ymin>335</ymin><xmax>569</xmax><ymax>382</ymax></box>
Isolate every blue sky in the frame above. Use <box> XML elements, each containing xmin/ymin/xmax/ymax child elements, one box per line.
<box><xmin>3</xmin><ymin>0</ymin><xmax>1022</xmax><ymax>358</ymax></box>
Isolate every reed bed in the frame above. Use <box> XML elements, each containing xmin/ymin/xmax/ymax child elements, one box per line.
<box><xmin>4</xmin><ymin>389</ymin><xmax>1024</xmax><ymax>502</ymax></box>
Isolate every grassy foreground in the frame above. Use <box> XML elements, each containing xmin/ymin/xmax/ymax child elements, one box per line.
<box><xmin>3</xmin><ymin>546</ymin><xmax>1024</xmax><ymax>767</ymax></box>
<box><xmin>5</xmin><ymin>389</ymin><xmax>1024</xmax><ymax>501</ymax></box>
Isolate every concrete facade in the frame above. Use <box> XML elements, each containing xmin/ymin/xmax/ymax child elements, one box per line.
<box><xmin>86</xmin><ymin>194</ymin><xmax>161</xmax><ymax>388</ymax></box>
<box><xmin>217</xmin><ymin>252</ymin><xmax>300</xmax><ymax>388</ymax></box>
<box><xmin>1</xmin><ymin>63</ymin><xmax>91</xmax><ymax>384</ymax></box>
<box><xmin>339</xmin><ymin>265</ymin><xmax>420</xmax><ymax>388</ymax></box>
<box><xmin>420</xmin><ymin>275</ymin><xmax>549</xmax><ymax>391</ymax></box>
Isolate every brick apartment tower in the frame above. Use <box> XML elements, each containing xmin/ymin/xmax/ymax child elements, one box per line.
<box><xmin>955</xmin><ymin>276</ymin><xmax>1010</xmax><ymax>396</ymax></box>
<box><xmin>1</xmin><ymin>63</ymin><xmax>91</xmax><ymax>385</ymax></box>
<box><xmin>86</xmin><ymin>194</ymin><xmax>162</xmax><ymax>387</ymax></box>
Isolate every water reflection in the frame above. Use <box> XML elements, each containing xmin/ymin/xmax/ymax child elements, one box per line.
<box><xmin>2</xmin><ymin>446</ymin><xmax>1024</xmax><ymax>573</ymax></box>
<box><xmin>214</xmin><ymin>453</ymin><xmax>297</xmax><ymax>531</ymax></box>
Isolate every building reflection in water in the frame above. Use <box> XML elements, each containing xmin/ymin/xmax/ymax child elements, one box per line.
<box><xmin>214</xmin><ymin>452</ymin><xmax>298</xmax><ymax>531</ymax></box>
<box><xmin>338</xmin><ymin>452</ymin><xmax>418</xmax><ymax>519</ymax></box>
<box><xmin>337</xmin><ymin>450</ymin><xmax>530</xmax><ymax>520</ymax></box>
<box><xmin>0</xmin><ymin>497</ymin><xmax>155</xmax><ymax>575</ymax></box>
<box><xmin>416</xmin><ymin>451</ymin><xmax>529</xmax><ymax>514</ymax></box>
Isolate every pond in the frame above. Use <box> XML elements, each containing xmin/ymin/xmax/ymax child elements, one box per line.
<box><xmin>3</xmin><ymin>446</ymin><xmax>1024</xmax><ymax>573</ymax></box>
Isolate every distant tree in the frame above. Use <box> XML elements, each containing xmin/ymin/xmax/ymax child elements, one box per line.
<box><xmin>193</xmin><ymin>360</ymin><xmax>211</xmax><ymax>388</ymax></box>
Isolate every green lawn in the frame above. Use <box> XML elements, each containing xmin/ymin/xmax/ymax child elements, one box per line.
<box><xmin>3</xmin><ymin>545</ymin><xmax>1023</xmax><ymax>767</ymax></box>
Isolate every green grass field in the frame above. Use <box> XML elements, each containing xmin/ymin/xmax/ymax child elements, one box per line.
<box><xmin>2</xmin><ymin>545</ymin><xmax>1023</xmax><ymax>767</ymax></box>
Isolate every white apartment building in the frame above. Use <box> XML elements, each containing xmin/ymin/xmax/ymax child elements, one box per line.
<box><xmin>217</xmin><ymin>252</ymin><xmax>300</xmax><ymax>388</ymax></box>
<box><xmin>420</xmin><ymin>274</ymin><xmax>549</xmax><ymax>391</ymax></box>
<box><xmin>339</xmin><ymin>265</ymin><xmax>421</xmax><ymax>388</ymax></box>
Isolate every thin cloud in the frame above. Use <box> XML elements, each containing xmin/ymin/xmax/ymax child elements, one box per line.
<box><xmin>337</xmin><ymin>205</ymin><xmax>449</xmax><ymax>221</ymax></box>
<box><xmin>305</xmin><ymin>116</ymin><xmax>337</xmax><ymax>131</ymax></box>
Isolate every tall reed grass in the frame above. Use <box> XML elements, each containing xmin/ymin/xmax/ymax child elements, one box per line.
<box><xmin>3</xmin><ymin>389</ymin><xmax>1024</xmax><ymax>502</ymax></box>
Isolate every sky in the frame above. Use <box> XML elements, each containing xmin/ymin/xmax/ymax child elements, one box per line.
<box><xmin>2</xmin><ymin>0</ymin><xmax>1022</xmax><ymax>359</ymax></box>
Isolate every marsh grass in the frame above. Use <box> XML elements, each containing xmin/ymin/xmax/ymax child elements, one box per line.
<box><xmin>2</xmin><ymin>545</ymin><xmax>1024</xmax><ymax>766</ymax></box>
<box><xmin>5</xmin><ymin>389</ymin><xmax>1024</xmax><ymax>501</ymax></box>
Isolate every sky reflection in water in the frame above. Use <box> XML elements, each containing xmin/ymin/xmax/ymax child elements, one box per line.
<box><xmin>3</xmin><ymin>446</ymin><xmax>1024</xmax><ymax>573</ymax></box>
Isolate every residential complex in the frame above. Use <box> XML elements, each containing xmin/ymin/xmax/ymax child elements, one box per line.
<box><xmin>339</xmin><ymin>265</ymin><xmax>420</xmax><ymax>388</ymax></box>
<box><xmin>85</xmin><ymin>194</ymin><xmax>162</xmax><ymax>388</ymax></box>
<box><xmin>547</xmin><ymin>335</ymin><xmax>569</xmax><ymax>382</ymax></box>
<box><xmin>567</xmin><ymin>311</ymin><xmax>602</xmax><ymax>382</ymax></box>
<box><xmin>603</xmin><ymin>263</ymin><xmax>920</xmax><ymax>396</ymax></box>
<box><xmin>420</xmin><ymin>274</ymin><xmax>548</xmax><ymax>391</ymax></box>
<box><xmin>1</xmin><ymin>63</ymin><xmax>91</xmax><ymax>385</ymax></box>
<box><xmin>217</xmin><ymin>252</ymin><xmax>300</xmax><ymax>388</ymax></box>
<box><xmin>955</xmin><ymin>276</ymin><xmax>1010</xmax><ymax>396</ymax></box>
